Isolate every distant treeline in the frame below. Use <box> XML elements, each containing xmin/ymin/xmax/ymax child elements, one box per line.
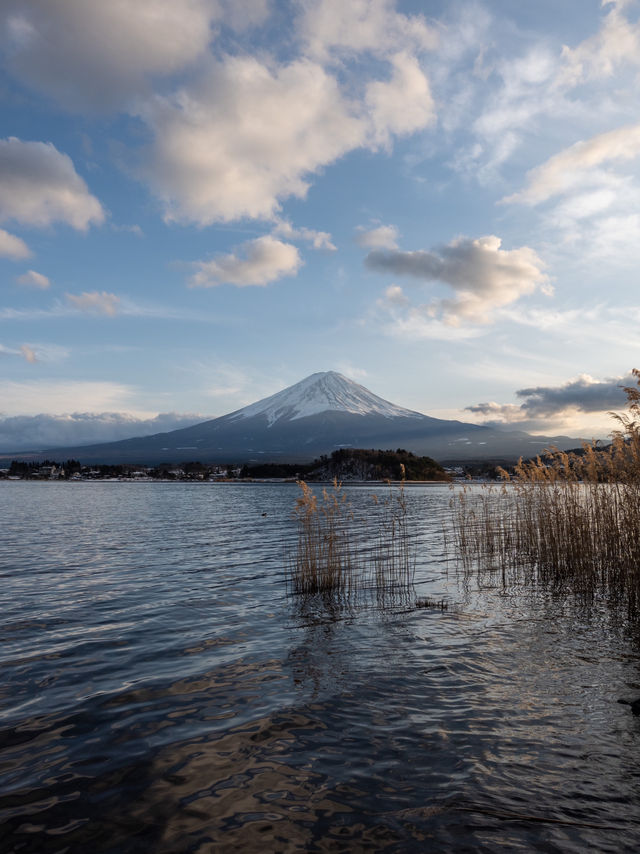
<box><xmin>3</xmin><ymin>448</ymin><xmax>449</xmax><ymax>482</ymax></box>
<box><xmin>304</xmin><ymin>448</ymin><xmax>449</xmax><ymax>481</ymax></box>
<box><xmin>221</xmin><ymin>448</ymin><xmax>449</xmax><ymax>481</ymax></box>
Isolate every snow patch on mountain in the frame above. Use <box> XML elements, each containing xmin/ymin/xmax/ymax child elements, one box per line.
<box><xmin>228</xmin><ymin>371</ymin><xmax>424</xmax><ymax>426</ymax></box>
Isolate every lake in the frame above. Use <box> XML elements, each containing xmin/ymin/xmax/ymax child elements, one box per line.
<box><xmin>2</xmin><ymin>480</ymin><xmax>640</xmax><ymax>852</ymax></box>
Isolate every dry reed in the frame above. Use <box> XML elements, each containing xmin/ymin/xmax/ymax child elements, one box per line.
<box><xmin>370</xmin><ymin>470</ymin><xmax>415</xmax><ymax>597</ymax></box>
<box><xmin>450</xmin><ymin>370</ymin><xmax>640</xmax><ymax>617</ymax></box>
<box><xmin>289</xmin><ymin>472</ymin><xmax>415</xmax><ymax>603</ymax></box>
<box><xmin>290</xmin><ymin>478</ymin><xmax>358</xmax><ymax>596</ymax></box>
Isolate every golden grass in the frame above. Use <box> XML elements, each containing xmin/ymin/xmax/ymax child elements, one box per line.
<box><xmin>450</xmin><ymin>370</ymin><xmax>640</xmax><ymax>617</ymax></box>
<box><xmin>291</xmin><ymin>478</ymin><xmax>358</xmax><ymax>596</ymax></box>
<box><xmin>289</xmin><ymin>471</ymin><xmax>415</xmax><ymax>601</ymax></box>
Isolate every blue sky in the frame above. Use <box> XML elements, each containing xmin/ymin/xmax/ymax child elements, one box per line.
<box><xmin>2</xmin><ymin>0</ymin><xmax>640</xmax><ymax>450</ymax></box>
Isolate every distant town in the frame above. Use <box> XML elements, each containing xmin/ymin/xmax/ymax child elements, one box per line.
<box><xmin>2</xmin><ymin>459</ymin><xmax>262</xmax><ymax>482</ymax></box>
<box><xmin>0</xmin><ymin>449</ymin><xmax>488</xmax><ymax>482</ymax></box>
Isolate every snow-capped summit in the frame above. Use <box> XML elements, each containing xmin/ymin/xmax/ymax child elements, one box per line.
<box><xmin>228</xmin><ymin>371</ymin><xmax>424</xmax><ymax>426</ymax></box>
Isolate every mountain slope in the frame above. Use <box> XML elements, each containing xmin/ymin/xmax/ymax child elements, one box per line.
<box><xmin>5</xmin><ymin>371</ymin><xmax>585</xmax><ymax>464</ymax></box>
<box><xmin>228</xmin><ymin>371</ymin><xmax>424</xmax><ymax>424</ymax></box>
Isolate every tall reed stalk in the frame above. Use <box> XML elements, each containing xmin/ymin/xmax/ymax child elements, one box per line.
<box><xmin>450</xmin><ymin>370</ymin><xmax>640</xmax><ymax>617</ymax></box>
<box><xmin>370</xmin><ymin>470</ymin><xmax>415</xmax><ymax>597</ymax></box>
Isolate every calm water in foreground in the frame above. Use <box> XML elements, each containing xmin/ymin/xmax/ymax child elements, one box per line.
<box><xmin>2</xmin><ymin>481</ymin><xmax>640</xmax><ymax>853</ymax></box>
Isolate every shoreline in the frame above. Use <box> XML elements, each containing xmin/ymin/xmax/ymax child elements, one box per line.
<box><xmin>0</xmin><ymin>477</ymin><xmax>453</xmax><ymax>485</ymax></box>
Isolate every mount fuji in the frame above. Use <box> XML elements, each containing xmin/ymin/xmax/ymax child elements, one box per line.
<box><xmin>14</xmin><ymin>371</ymin><xmax>583</xmax><ymax>464</ymax></box>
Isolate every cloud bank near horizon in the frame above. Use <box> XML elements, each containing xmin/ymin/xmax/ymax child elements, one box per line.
<box><xmin>0</xmin><ymin>411</ymin><xmax>208</xmax><ymax>452</ymax></box>
<box><xmin>465</xmin><ymin>373</ymin><xmax>634</xmax><ymax>432</ymax></box>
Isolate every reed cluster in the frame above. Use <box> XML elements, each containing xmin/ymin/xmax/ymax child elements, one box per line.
<box><xmin>450</xmin><ymin>370</ymin><xmax>640</xmax><ymax>617</ymax></box>
<box><xmin>291</xmin><ymin>479</ymin><xmax>358</xmax><ymax>596</ymax></box>
<box><xmin>289</xmin><ymin>472</ymin><xmax>415</xmax><ymax>602</ymax></box>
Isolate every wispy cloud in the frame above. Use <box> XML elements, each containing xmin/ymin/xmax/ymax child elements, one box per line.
<box><xmin>1</xmin><ymin>342</ymin><xmax>34</xmax><ymax>363</ymax></box>
<box><xmin>560</xmin><ymin>0</ymin><xmax>640</xmax><ymax>85</ymax></box>
<box><xmin>438</xmin><ymin>0</ymin><xmax>640</xmax><ymax>195</ymax></box>
<box><xmin>19</xmin><ymin>344</ymin><xmax>37</xmax><ymax>363</ymax></box>
<box><xmin>0</xmin><ymin>296</ymin><xmax>233</xmax><ymax>323</ymax></box>
<box><xmin>65</xmin><ymin>291</ymin><xmax>120</xmax><ymax>316</ymax></box>
<box><xmin>333</xmin><ymin>362</ymin><xmax>368</xmax><ymax>380</ymax></box>
<box><xmin>498</xmin><ymin>303</ymin><xmax>640</xmax><ymax>351</ymax></box>
<box><xmin>0</xmin><ymin>341</ymin><xmax>69</xmax><ymax>364</ymax></box>
<box><xmin>16</xmin><ymin>269</ymin><xmax>50</xmax><ymax>289</ymax></box>
<box><xmin>373</xmin><ymin>289</ymin><xmax>484</xmax><ymax>341</ymax></box>
<box><xmin>503</xmin><ymin>122</ymin><xmax>640</xmax><ymax>205</ymax></box>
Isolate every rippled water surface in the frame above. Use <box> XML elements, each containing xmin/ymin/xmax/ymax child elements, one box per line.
<box><xmin>2</xmin><ymin>481</ymin><xmax>640</xmax><ymax>852</ymax></box>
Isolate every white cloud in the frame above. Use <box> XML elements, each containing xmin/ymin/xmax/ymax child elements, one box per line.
<box><xmin>0</xmin><ymin>0</ymin><xmax>221</xmax><ymax>111</ymax></box>
<box><xmin>16</xmin><ymin>269</ymin><xmax>50</xmax><ymax>289</ymax></box>
<box><xmin>2</xmin><ymin>2</ymin><xmax>438</xmax><ymax>230</ymax></box>
<box><xmin>0</xmin><ymin>409</ymin><xmax>207</xmax><ymax>451</ymax></box>
<box><xmin>140</xmin><ymin>56</ymin><xmax>366</xmax><ymax>224</ymax></box>
<box><xmin>190</xmin><ymin>236</ymin><xmax>302</xmax><ymax>287</ymax></box>
<box><xmin>139</xmin><ymin>46</ymin><xmax>436</xmax><ymax>225</ymax></box>
<box><xmin>504</xmin><ymin>122</ymin><xmax>640</xmax><ymax>205</ymax></box>
<box><xmin>0</xmin><ymin>138</ymin><xmax>104</xmax><ymax>230</ymax></box>
<box><xmin>0</xmin><ymin>228</ymin><xmax>30</xmax><ymax>259</ymax></box>
<box><xmin>298</xmin><ymin>0</ymin><xmax>436</xmax><ymax>59</ymax></box>
<box><xmin>65</xmin><ymin>291</ymin><xmax>120</xmax><ymax>316</ymax></box>
<box><xmin>272</xmin><ymin>219</ymin><xmax>336</xmax><ymax>250</ymax></box>
<box><xmin>365</xmin><ymin>52</ymin><xmax>435</xmax><ymax>146</ymax></box>
<box><xmin>366</xmin><ymin>234</ymin><xmax>550</xmax><ymax>325</ymax></box>
<box><xmin>356</xmin><ymin>224</ymin><xmax>399</xmax><ymax>250</ymax></box>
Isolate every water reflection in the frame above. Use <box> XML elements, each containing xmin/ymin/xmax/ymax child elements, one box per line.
<box><xmin>3</xmin><ymin>482</ymin><xmax>640</xmax><ymax>852</ymax></box>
